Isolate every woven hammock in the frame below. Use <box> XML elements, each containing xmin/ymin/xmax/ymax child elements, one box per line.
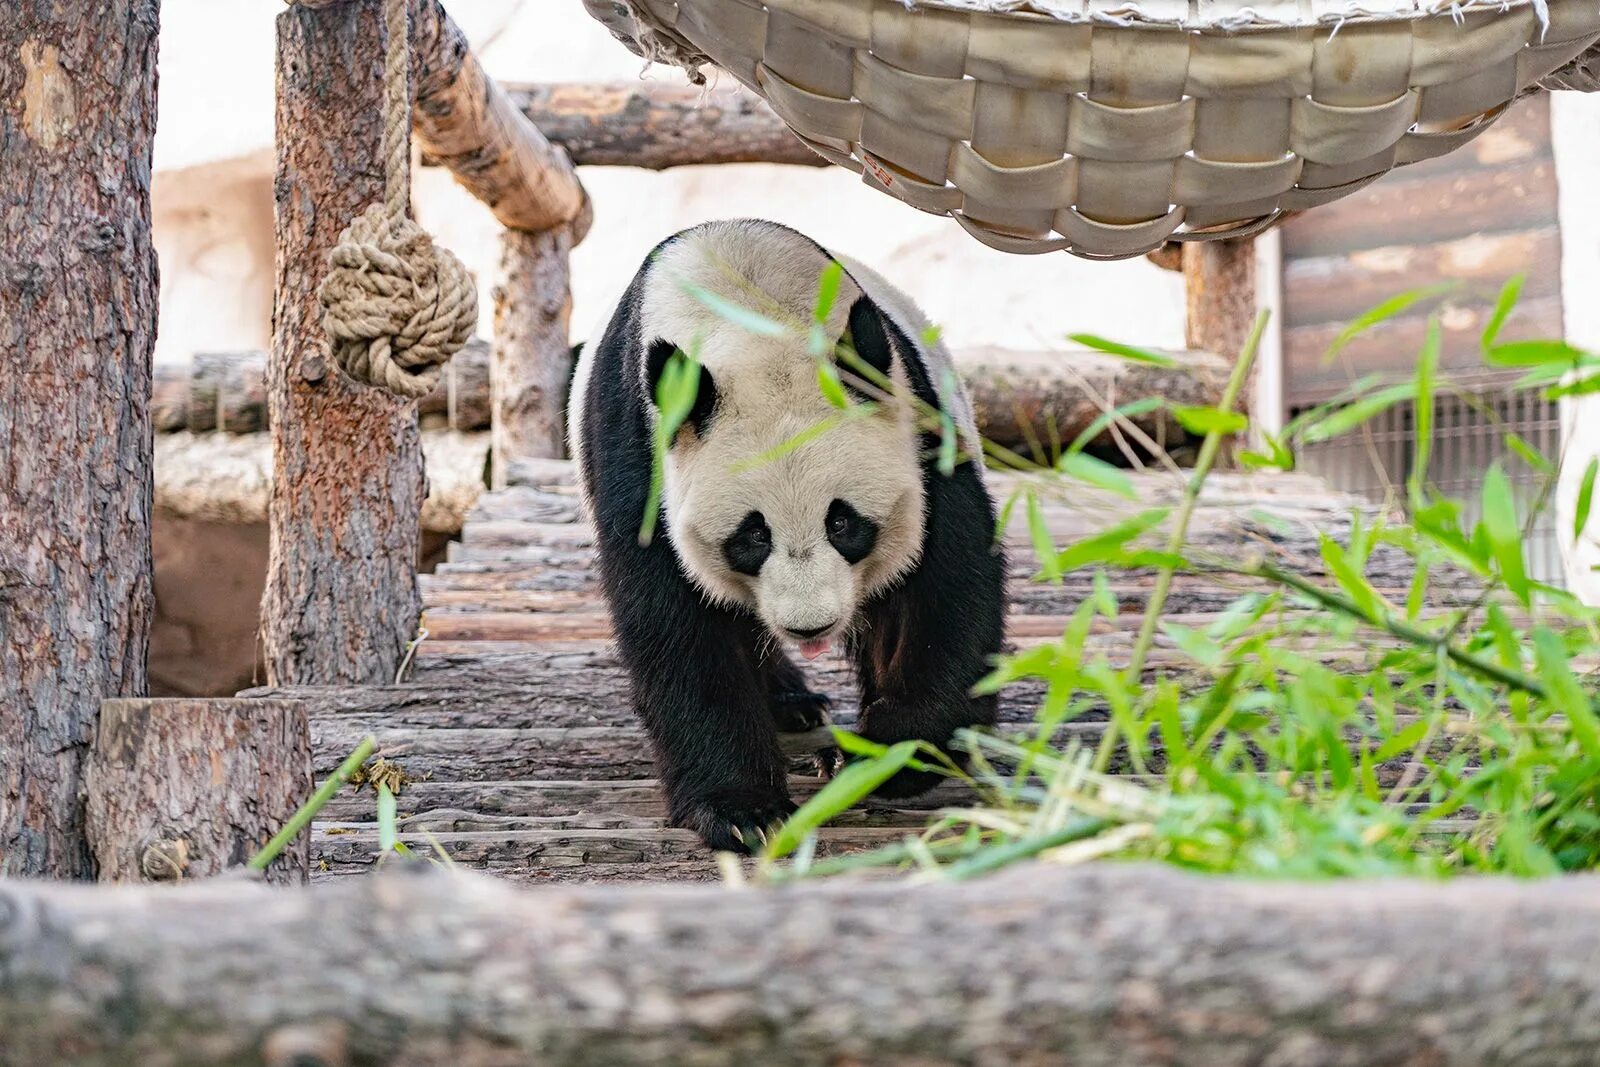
<box><xmin>585</xmin><ymin>0</ymin><xmax>1600</xmax><ymax>259</ymax></box>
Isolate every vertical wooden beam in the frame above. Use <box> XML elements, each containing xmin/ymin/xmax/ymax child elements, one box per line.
<box><xmin>491</xmin><ymin>225</ymin><xmax>577</xmax><ymax>483</ymax></box>
<box><xmin>263</xmin><ymin>0</ymin><xmax>424</xmax><ymax>685</ymax></box>
<box><xmin>1183</xmin><ymin>238</ymin><xmax>1259</xmax><ymax>378</ymax></box>
<box><xmin>0</xmin><ymin>0</ymin><xmax>160</xmax><ymax>878</ymax></box>
<box><xmin>84</xmin><ymin>699</ymin><xmax>312</xmax><ymax>884</ymax></box>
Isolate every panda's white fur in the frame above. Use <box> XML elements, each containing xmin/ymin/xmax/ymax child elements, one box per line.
<box><xmin>572</xmin><ymin>220</ymin><xmax>968</xmax><ymax>654</ymax></box>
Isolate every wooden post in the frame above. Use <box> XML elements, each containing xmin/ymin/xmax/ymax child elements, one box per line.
<box><xmin>1182</xmin><ymin>238</ymin><xmax>1258</xmax><ymax>372</ymax></box>
<box><xmin>491</xmin><ymin>226</ymin><xmax>577</xmax><ymax>482</ymax></box>
<box><xmin>0</xmin><ymin>1</ymin><xmax>160</xmax><ymax>878</ymax></box>
<box><xmin>84</xmin><ymin>699</ymin><xmax>312</xmax><ymax>885</ymax></box>
<box><xmin>262</xmin><ymin>0</ymin><xmax>426</xmax><ymax>686</ymax></box>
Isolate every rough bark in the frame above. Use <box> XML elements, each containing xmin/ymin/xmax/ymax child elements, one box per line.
<box><xmin>505</xmin><ymin>81</ymin><xmax>825</xmax><ymax>169</ymax></box>
<box><xmin>412</xmin><ymin>0</ymin><xmax>588</xmax><ymax>236</ymax></box>
<box><xmin>1184</xmin><ymin>238</ymin><xmax>1257</xmax><ymax>368</ymax></box>
<box><xmin>0</xmin><ymin>1</ymin><xmax>160</xmax><ymax>878</ymax></box>
<box><xmin>264</xmin><ymin>0</ymin><xmax>426</xmax><ymax>686</ymax></box>
<box><xmin>152</xmin><ymin>340</ymin><xmax>490</xmax><ymax>434</ymax></box>
<box><xmin>5</xmin><ymin>864</ymin><xmax>1600</xmax><ymax>1065</ymax></box>
<box><xmin>491</xmin><ymin>227</ymin><xmax>575</xmax><ymax>484</ymax></box>
<box><xmin>84</xmin><ymin>699</ymin><xmax>311</xmax><ymax>885</ymax></box>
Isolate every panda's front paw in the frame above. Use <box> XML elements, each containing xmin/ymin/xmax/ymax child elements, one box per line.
<box><xmin>770</xmin><ymin>688</ymin><xmax>831</xmax><ymax>733</ymax></box>
<box><xmin>673</xmin><ymin>791</ymin><xmax>796</xmax><ymax>854</ymax></box>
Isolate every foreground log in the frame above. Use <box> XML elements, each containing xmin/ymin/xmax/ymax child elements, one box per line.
<box><xmin>506</xmin><ymin>81</ymin><xmax>824</xmax><ymax>169</ymax></box>
<box><xmin>264</xmin><ymin>1</ymin><xmax>427</xmax><ymax>685</ymax></box>
<box><xmin>3</xmin><ymin>864</ymin><xmax>1599</xmax><ymax>1064</ymax></box>
<box><xmin>84</xmin><ymin>699</ymin><xmax>311</xmax><ymax>885</ymax></box>
<box><xmin>0</xmin><ymin>0</ymin><xmax>159</xmax><ymax>878</ymax></box>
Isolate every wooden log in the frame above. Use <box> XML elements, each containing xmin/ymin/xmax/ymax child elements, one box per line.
<box><xmin>491</xmin><ymin>226</ymin><xmax>575</xmax><ymax>484</ymax></box>
<box><xmin>0</xmin><ymin>0</ymin><xmax>159</xmax><ymax>878</ymax></box>
<box><xmin>264</xmin><ymin>0</ymin><xmax>426</xmax><ymax>685</ymax></box>
<box><xmin>151</xmin><ymin>341</ymin><xmax>490</xmax><ymax>434</ymax></box>
<box><xmin>1183</xmin><ymin>238</ymin><xmax>1257</xmax><ymax>375</ymax></box>
<box><xmin>504</xmin><ymin>81</ymin><xmax>825</xmax><ymax>169</ymax></box>
<box><xmin>83</xmin><ymin>699</ymin><xmax>312</xmax><ymax>885</ymax></box>
<box><xmin>412</xmin><ymin>0</ymin><xmax>588</xmax><ymax>236</ymax></box>
<box><xmin>5</xmin><ymin>864</ymin><xmax>1600</xmax><ymax>1063</ymax></box>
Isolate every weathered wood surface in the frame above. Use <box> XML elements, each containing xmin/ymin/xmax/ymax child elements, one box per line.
<box><xmin>0</xmin><ymin>0</ymin><xmax>159</xmax><ymax>878</ymax></box>
<box><xmin>5</xmin><ymin>865</ymin><xmax>1600</xmax><ymax>1065</ymax></box>
<box><xmin>84</xmin><ymin>699</ymin><xmax>311</xmax><ymax>885</ymax></box>
<box><xmin>156</xmin><ymin>430</ymin><xmax>488</xmax><ymax>534</ymax></box>
<box><xmin>264</xmin><ymin>0</ymin><xmax>425</xmax><ymax>686</ymax></box>
<box><xmin>492</xmin><ymin>227</ymin><xmax>575</xmax><ymax>481</ymax></box>
<box><xmin>152</xmin><ymin>340</ymin><xmax>491</xmax><ymax>434</ymax></box>
<box><xmin>254</xmin><ymin>460</ymin><xmax>1484</xmax><ymax>884</ymax></box>
<box><xmin>412</xmin><ymin>0</ymin><xmax>589</xmax><ymax>236</ymax></box>
<box><xmin>505</xmin><ymin>81</ymin><xmax>824</xmax><ymax>169</ymax></box>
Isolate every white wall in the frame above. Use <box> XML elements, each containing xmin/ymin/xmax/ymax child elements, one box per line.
<box><xmin>150</xmin><ymin>0</ymin><xmax>1186</xmax><ymax>364</ymax></box>
<box><xmin>1552</xmin><ymin>92</ymin><xmax>1600</xmax><ymax>603</ymax></box>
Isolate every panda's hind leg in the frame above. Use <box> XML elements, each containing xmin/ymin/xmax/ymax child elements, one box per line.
<box><xmin>759</xmin><ymin>646</ymin><xmax>832</xmax><ymax>733</ymax></box>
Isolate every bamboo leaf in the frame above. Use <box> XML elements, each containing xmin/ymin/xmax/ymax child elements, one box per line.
<box><xmin>1480</xmin><ymin>275</ymin><xmax>1524</xmax><ymax>350</ymax></box>
<box><xmin>764</xmin><ymin>741</ymin><xmax>918</xmax><ymax>858</ymax></box>
<box><xmin>1296</xmin><ymin>383</ymin><xmax>1416</xmax><ymax>444</ymax></box>
<box><xmin>680</xmin><ymin>280</ymin><xmax>788</xmax><ymax>337</ymax></box>
<box><xmin>1481</xmin><ymin>464</ymin><xmax>1531</xmax><ymax>605</ymax></box>
<box><xmin>1173</xmin><ymin>405</ymin><xmax>1248</xmax><ymax>437</ymax></box>
<box><xmin>1028</xmin><ymin>493</ymin><xmax>1062</xmax><ymax>583</ymax></box>
<box><xmin>1067</xmin><ymin>333</ymin><xmax>1178</xmax><ymax>367</ymax></box>
<box><xmin>1057</xmin><ymin>452</ymin><xmax>1135</xmax><ymax>499</ymax></box>
<box><xmin>377</xmin><ymin>782</ymin><xmax>398</xmax><ymax>853</ymax></box>
<box><xmin>1576</xmin><ymin>458</ymin><xmax>1599</xmax><ymax>545</ymax></box>
<box><xmin>1323</xmin><ymin>284</ymin><xmax>1454</xmax><ymax>362</ymax></box>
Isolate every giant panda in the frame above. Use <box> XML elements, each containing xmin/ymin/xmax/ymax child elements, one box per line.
<box><xmin>569</xmin><ymin>219</ymin><xmax>1005</xmax><ymax>853</ymax></box>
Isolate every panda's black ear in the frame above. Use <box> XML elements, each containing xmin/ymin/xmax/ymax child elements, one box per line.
<box><xmin>843</xmin><ymin>296</ymin><xmax>896</xmax><ymax>392</ymax></box>
<box><xmin>645</xmin><ymin>338</ymin><xmax>718</xmax><ymax>434</ymax></box>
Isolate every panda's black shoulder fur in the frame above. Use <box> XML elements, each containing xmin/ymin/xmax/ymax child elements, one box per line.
<box><xmin>577</xmin><ymin>220</ymin><xmax>1006</xmax><ymax>844</ymax></box>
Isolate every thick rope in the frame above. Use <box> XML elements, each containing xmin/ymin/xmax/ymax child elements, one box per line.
<box><xmin>317</xmin><ymin>0</ymin><xmax>478</xmax><ymax>400</ymax></box>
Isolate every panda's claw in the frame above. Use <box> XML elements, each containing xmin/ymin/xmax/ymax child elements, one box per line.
<box><xmin>675</xmin><ymin>792</ymin><xmax>796</xmax><ymax>855</ymax></box>
<box><xmin>770</xmin><ymin>689</ymin><xmax>832</xmax><ymax>733</ymax></box>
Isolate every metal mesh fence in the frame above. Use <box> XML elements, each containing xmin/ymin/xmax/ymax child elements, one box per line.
<box><xmin>1290</xmin><ymin>384</ymin><xmax>1564</xmax><ymax>585</ymax></box>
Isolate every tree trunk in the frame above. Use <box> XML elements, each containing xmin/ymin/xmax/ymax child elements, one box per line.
<box><xmin>83</xmin><ymin>699</ymin><xmax>311</xmax><ymax>885</ymax></box>
<box><xmin>491</xmin><ymin>227</ymin><xmax>576</xmax><ymax>483</ymax></box>
<box><xmin>505</xmin><ymin>82</ymin><xmax>825</xmax><ymax>170</ymax></box>
<box><xmin>262</xmin><ymin>0</ymin><xmax>425</xmax><ymax>687</ymax></box>
<box><xmin>3</xmin><ymin>864</ymin><xmax>1600</xmax><ymax>1065</ymax></box>
<box><xmin>1183</xmin><ymin>238</ymin><xmax>1258</xmax><ymax>370</ymax></box>
<box><xmin>0</xmin><ymin>1</ymin><xmax>160</xmax><ymax>879</ymax></box>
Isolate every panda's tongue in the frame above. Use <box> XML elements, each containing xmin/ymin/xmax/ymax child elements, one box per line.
<box><xmin>799</xmin><ymin>637</ymin><xmax>831</xmax><ymax>661</ymax></box>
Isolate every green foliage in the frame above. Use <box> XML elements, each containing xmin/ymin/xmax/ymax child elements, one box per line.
<box><xmin>745</xmin><ymin>281</ymin><xmax>1600</xmax><ymax>885</ymax></box>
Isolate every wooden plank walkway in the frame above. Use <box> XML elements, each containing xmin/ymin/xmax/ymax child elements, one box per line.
<box><xmin>246</xmin><ymin>459</ymin><xmax>1435</xmax><ymax>885</ymax></box>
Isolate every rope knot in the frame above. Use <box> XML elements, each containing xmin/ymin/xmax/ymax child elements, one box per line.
<box><xmin>318</xmin><ymin>203</ymin><xmax>478</xmax><ymax>400</ymax></box>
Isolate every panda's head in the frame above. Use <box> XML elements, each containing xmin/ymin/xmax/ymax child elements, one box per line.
<box><xmin>641</xmin><ymin>223</ymin><xmax>926</xmax><ymax>659</ymax></box>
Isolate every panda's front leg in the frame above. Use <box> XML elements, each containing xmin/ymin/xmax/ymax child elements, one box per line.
<box><xmin>609</xmin><ymin>589</ymin><xmax>795</xmax><ymax>852</ymax></box>
<box><xmin>850</xmin><ymin>466</ymin><xmax>1007</xmax><ymax>797</ymax></box>
<box><xmin>758</xmin><ymin>645</ymin><xmax>832</xmax><ymax>733</ymax></box>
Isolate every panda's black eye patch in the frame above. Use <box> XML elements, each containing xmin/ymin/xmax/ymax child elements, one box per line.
<box><xmin>826</xmin><ymin>500</ymin><xmax>878</xmax><ymax>564</ymax></box>
<box><xmin>723</xmin><ymin>511</ymin><xmax>772</xmax><ymax>576</ymax></box>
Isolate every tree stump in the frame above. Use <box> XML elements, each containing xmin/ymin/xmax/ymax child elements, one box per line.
<box><xmin>491</xmin><ymin>226</ymin><xmax>576</xmax><ymax>483</ymax></box>
<box><xmin>84</xmin><ymin>699</ymin><xmax>312</xmax><ymax>885</ymax></box>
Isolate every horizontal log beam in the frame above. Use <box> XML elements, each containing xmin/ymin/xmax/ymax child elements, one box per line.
<box><xmin>501</xmin><ymin>82</ymin><xmax>824</xmax><ymax>170</ymax></box>
<box><xmin>150</xmin><ymin>346</ymin><xmax>1223</xmax><ymax>451</ymax></box>
<box><xmin>413</xmin><ymin>1</ymin><xmax>589</xmax><ymax>236</ymax></box>
<box><xmin>3</xmin><ymin>864</ymin><xmax>1599</xmax><ymax>1064</ymax></box>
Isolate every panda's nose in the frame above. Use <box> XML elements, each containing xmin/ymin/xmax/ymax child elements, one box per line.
<box><xmin>786</xmin><ymin>624</ymin><xmax>832</xmax><ymax>640</ymax></box>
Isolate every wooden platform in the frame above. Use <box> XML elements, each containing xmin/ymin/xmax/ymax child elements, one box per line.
<box><xmin>245</xmin><ymin>459</ymin><xmax>1424</xmax><ymax>885</ymax></box>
